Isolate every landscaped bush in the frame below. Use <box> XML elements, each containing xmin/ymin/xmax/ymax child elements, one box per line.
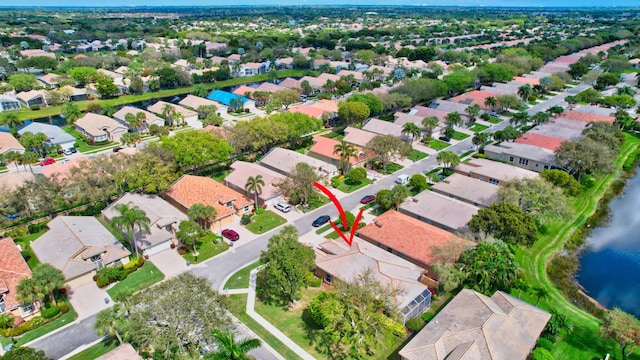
<box><xmin>41</xmin><ymin>306</ymin><xmax>60</xmax><ymax>319</ymax></box>
<box><xmin>5</xmin><ymin>227</ymin><xmax>28</xmax><ymax>238</ymax></box>
<box><xmin>30</xmin><ymin>104</ymin><xmax>40</xmax><ymax>110</ymax></box>
<box><xmin>331</xmin><ymin>176</ymin><xmax>340</xmax><ymax>188</ymax></box>
<box><xmin>421</xmin><ymin>311</ymin><xmax>436</xmax><ymax>323</ymax></box>
<box><xmin>305</xmin><ymin>273</ymin><xmax>322</xmax><ymax>287</ymax></box>
<box><xmin>406</xmin><ymin>316</ymin><xmax>426</xmax><ymax>332</ymax></box>
<box><xmin>0</xmin><ymin>314</ymin><xmax>14</xmax><ymax>329</ymax></box>
<box><xmin>240</xmin><ymin>214</ymin><xmax>252</xmax><ymax>225</ymax></box>
<box><xmin>96</xmin><ymin>258</ymin><xmax>145</xmax><ymax>288</ymax></box>
<box><xmin>0</xmin><ymin>316</ymin><xmax>48</xmax><ymax>337</ymax></box>
<box><xmin>59</xmin><ymin>303</ymin><xmax>69</xmax><ymax>314</ymax></box>
<box><xmin>256</xmin><ymin>207</ymin><xmax>265</xmax><ymax>215</ymax></box>
<box><xmin>536</xmin><ymin>338</ymin><xmax>554</xmax><ymax>351</ymax></box>
<box><xmin>28</xmin><ymin>221</ymin><xmax>49</xmax><ymax>234</ymax></box>
<box><xmin>531</xmin><ymin>347</ymin><xmax>554</xmax><ymax>360</ymax></box>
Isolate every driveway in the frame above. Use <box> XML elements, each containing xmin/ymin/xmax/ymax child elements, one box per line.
<box><xmin>67</xmin><ymin>282</ymin><xmax>111</xmax><ymax>320</ymax></box>
<box><xmin>148</xmin><ymin>248</ymin><xmax>188</xmax><ymax>279</ymax></box>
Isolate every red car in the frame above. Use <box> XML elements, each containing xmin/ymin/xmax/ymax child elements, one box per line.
<box><xmin>360</xmin><ymin>195</ymin><xmax>376</xmax><ymax>204</ymax></box>
<box><xmin>39</xmin><ymin>158</ymin><xmax>56</xmax><ymax>166</ymax></box>
<box><xmin>221</xmin><ymin>229</ymin><xmax>240</xmax><ymax>241</ymax></box>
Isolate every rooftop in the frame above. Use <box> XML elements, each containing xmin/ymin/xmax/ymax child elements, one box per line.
<box><xmin>224</xmin><ymin>161</ymin><xmax>285</xmax><ymax>201</ymax></box>
<box><xmin>0</xmin><ymin>237</ymin><xmax>33</xmax><ymax>312</ymax></box>
<box><xmin>75</xmin><ymin>113</ymin><xmax>127</xmax><ymax>137</ymax></box>
<box><xmin>0</xmin><ymin>132</ymin><xmax>25</xmax><ymax>155</ymax></box>
<box><xmin>165</xmin><ymin>175</ymin><xmax>252</xmax><ymax>218</ymax></box>
<box><xmin>454</xmin><ymin>158</ymin><xmax>539</xmax><ymax>183</ymax></box>
<box><xmin>147</xmin><ymin>101</ymin><xmax>197</xmax><ymax>118</ymax></box>
<box><xmin>559</xmin><ymin>110</ymin><xmax>615</xmax><ymax>124</ymax></box>
<box><xmin>450</xmin><ymin>90</ymin><xmax>500</xmax><ymax>108</ymax></box>
<box><xmin>399</xmin><ymin>191</ymin><xmax>479</xmax><ymax>233</ymax></box>
<box><xmin>431</xmin><ymin>173</ymin><xmax>500</xmax><ymax>207</ymax></box>
<box><xmin>343</xmin><ymin>126</ymin><xmax>377</xmax><ymax>147</ymax></box>
<box><xmin>259</xmin><ymin>147</ymin><xmax>337</xmax><ymax>177</ymax></box>
<box><xmin>178</xmin><ymin>95</ymin><xmax>219</xmax><ymax>110</ymax></box>
<box><xmin>484</xmin><ymin>142</ymin><xmax>556</xmax><ymax>165</ymax></box>
<box><xmin>514</xmin><ymin>133</ymin><xmax>564</xmax><ymax>151</ymax></box>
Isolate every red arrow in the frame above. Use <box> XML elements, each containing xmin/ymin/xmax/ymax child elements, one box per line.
<box><xmin>314</xmin><ymin>181</ymin><xmax>364</xmax><ymax>246</ymax></box>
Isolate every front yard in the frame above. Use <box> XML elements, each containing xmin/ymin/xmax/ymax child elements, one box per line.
<box><xmin>375</xmin><ymin>162</ymin><xmax>404</xmax><ymax>175</ymax></box>
<box><xmin>246</xmin><ymin>210</ymin><xmax>287</xmax><ymax>234</ymax></box>
<box><xmin>298</xmin><ymin>193</ymin><xmax>330</xmax><ymax>212</ymax></box>
<box><xmin>68</xmin><ymin>338</ymin><xmax>118</xmax><ymax>360</ymax></box>
<box><xmin>451</xmin><ymin>131</ymin><xmax>470</xmax><ymax>141</ymax></box>
<box><xmin>487</xmin><ymin>116</ymin><xmax>503</xmax><ymax>124</ymax></box>
<box><xmin>223</xmin><ymin>261</ymin><xmax>262</xmax><ymax>290</ymax></box>
<box><xmin>63</xmin><ymin>126</ymin><xmax>117</xmax><ymax>153</ymax></box>
<box><xmin>425</xmin><ymin>138</ymin><xmax>451</xmax><ymax>150</ymax></box>
<box><xmin>407</xmin><ymin>149</ymin><xmax>429</xmax><ymax>161</ymax></box>
<box><xmin>1</xmin><ymin>298</ymin><xmax>78</xmax><ymax>347</ymax></box>
<box><xmin>106</xmin><ymin>261</ymin><xmax>165</xmax><ymax>297</ymax></box>
<box><xmin>468</xmin><ymin>123</ymin><xmax>489</xmax><ymax>133</ymax></box>
<box><xmin>182</xmin><ymin>234</ymin><xmax>229</xmax><ymax>264</ymax></box>
<box><xmin>334</xmin><ymin>177</ymin><xmax>373</xmax><ymax>193</ymax></box>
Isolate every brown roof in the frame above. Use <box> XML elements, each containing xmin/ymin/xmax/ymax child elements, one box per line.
<box><xmin>399</xmin><ymin>289</ymin><xmax>551</xmax><ymax>360</ymax></box>
<box><xmin>233</xmin><ymin>85</ymin><xmax>256</xmax><ymax>97</ymax></box>
<box><xmin>40</xmin><ymin>158</ymin><xmax>91</xmax><ymax>181</ymax></box>
<box><xmin>0</xmin><ymin>238</ymin><xmax>33</xmax><ymax>312</ymax></box>
<box><xmin>165</xmin><ymin>175</ymin><xmax>252</xmax><ymax>219</ymax></box>
<box><xmin>514</xmin><ymin>133</ymin><xmax>564</xmax><ymax>151</ymax></box>
<box><xmin>450</xmin><ymin>90</ymin><xmax>500</xmax><ymax>108</ymax></box>
<box><xmin>309</xmin><ymin>136</ymin><xmax>363</xmax><ymax>164</ymax></box>
<box><xmin>0</xmin><ymin>132</ymin><xmax>25</xmax><ymax>155</ymax></box>
<box><xmin>559</xmin><ymin>111</ymin><xmax>615</xmax><ymax>124</ymax></box>
<box><xmin>357</xmin><ymin>210</ymin><xmax>475</xmax><ymax>268</ymax></box>
<box><xmin>96</xmin><ymin>343</ymin><xmax>142</xmax><ymax>360</ymax></box>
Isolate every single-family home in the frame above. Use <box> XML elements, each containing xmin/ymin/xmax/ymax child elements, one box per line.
<box><xmin>526</xmin><ymin>119</ymin><xmax>585</xmax><ymax>141</ymax></box>
<box><xmin>429</xmin><ymin>100</ymin><xmax>473</xmax><ymax>114</ymax></box>
<box><xmin>307</xmin><ymin>99</ymin><xmax>339</xmax><ymax>120</ymax></box>
<box><xmin>308</xmin><ymin>135</ymin><xmax>366</xmax><ymax>170</ymax></box>
<box><xmin>259</xmin><ymin>147</ymin><xmax>338</xmax><ymax>180</ymax></box>
<box><xmin>18</xmin><ymin>122</ymin><xmax>76</xmax><ymax>151</ymax></box>
<box><xmin>39</xmin><ymin>73</ymin><xmax>60</xmax><ymax>88</ymax></box>
<box><xmin>112</xmin><ymin>106</ymin><xmax>164</xmax><ymax>131</ymax></box>
<box><xmin>336</xmin><ymin>69</ymin><xmax>364</xmax><ymax>84</ymax></box>
<box><xmin>163</xmin><ymin>175</ymin><xmax>253</xmax><ymax>229</ymax></box>
<box><xmin>315</xmin><ymin>237</ymin><xmax>432</xmax><ymax>324</ymax></box>
<box><xmin>227</xmin><ymin>54</ymin><xmax>242</xmax><ymax>63</ymax></box>
<box><xmin>172</xmin><ymin>59</ymin><xmax>192</xmax><ymax>71</ymax></box>
<box><xmin>59</xmin><ymin>86</ymin><xmax>88</xmax><ymax>102</ymax></box>
<box><xmin>103</xmin><ymin>193</ymin><xmax>188</xmax><ymax>256</ymax></box>
<box><xmin>275</xmin><ymin>57</ymin><xmax>295</xmax><ymax>70</ymax></box>
<box><xmin>393</xmin><ymin>112</ymin><xmax>429</xmax><ymax>129</ymax></box>
<box><xmin>0</xmin><ymin>237</ymin><xmax>40</xmax><ymax>320</ymax></box>
<box><xmin>558</xmin><ymin>110</ymin><xmax>615</xmax><ymax>124</ymax></box>
<box><xmin>75</xmin><ymin>113</ymin><xmax>128</xmax><ymax>143</ymax></box>
<box><xmin>299</xmin><ymin>76</ymin><xmax>324</xmax><ymax>92</ymax></box>
<box><xmin>205</xmin><ymin>42</ymin><xmax>227</xmax><ymax>57</ymax></box>
<box><xmin>514</xmin><ymin>133</ymin><xmax>564</xmax><ymax>151</ymax></box>
<box><xmin>450</xmin><ymin>90</ymin><xmax>501</xmax><ymax>108</ymax></box>
<box><xmin>0</xmin><ymin>172</ymin><xmax>36</xmax><ymax>190</ymax></box>
<box><xmin>255</xmin><ymin>82</ymin><xmax>286</xmax><ymax>93</ymax></box>
<box><xmin>362</xmin><ymin>118</ymin><xmax>411</xmax><ymax>142</ymax></box>
<box><xmin>224</xmin><ymin>161</ymin><xmax>286</xmax><ymax>207</ymax></box>
<box><xmin>206</xmin><ymin>90</ymin><xmax>250</xmax><ymax>112</ymax></box>
<box><xmin>343</xmin><ymin>126</ymin><xmax>377</xmax><ymax>147</ymax></box>
<box><xmin>316</xmin><ymin>73</ymin><xmax>341</xmax><ymax>86</ymax></box>
<box><xmin>399</xmin><ymin>289</ymin><xmax>550</xmax><ymax>360</ymax></box>
<box><xmin>178</xmin><ymin>95</ymin><xmax>220</xmax><ymax>112</ymax></box>
<box><xmin>484</xmin><ymin>142</ymin><xmax>556</xmax><ymax>172</ymax></box>
<box><xmin>431</xmin><ymin>173</ymin><xmax>500</xmax><ymax>208</ymax></box>
<box><xmin>16</xmin><ymin>90</ymin><xmax>47</xmax><ymax>108</ymax></box>
<box><xmin>279</xmin><ymin>77</ymin><xmax>302</xmax><ymax>90</ymax></box>
<box><xmin>0</xmin><ymin>132</ymin><xmax>25</xmax><ymax>155</ymax></box>
<box><xmin>453</xmin><ymin>158</ymin><xmax>538</xmax><ymax>185</ymax></box>
<box><xmin>232</xmin><ymin>85</ymin><xmax>256</xmax><ymax>98</ymax></box>
<box><xmin>399</xmin><ymin>190</ymin><xmax>480</xmax><ymax>233</ymax></box>
<box><xmin>357</xmin><ymin>210</ymin><xmax>474</xmax><ymax>286</ymax></box>
<box><xmin>0</xmin><ymin>96</ymin><xmax>21</xmax><ymax>112</ymax></box>
<box><xmin>19</xmin><ymin>49</ymin><xmax>55</xmax><ymax>58</ymax></box>
<box><xmin>409</xmin><ymin>105</ymin><xmax>450</xmax><ymax>124</ymax></box>
<box><xmin>241</xmin><ymin>62</ymin><xmax>267</xmax><ymax>77</ymax></box>
<box><xmin>147</xmin><ymin>101</ymin><xmax>201</xmax><ymax>129</ymax></box>
<box><xmin>31</xmin><ymin>216</ymin><xmax>131</xmax><ymax>287</ymax></box>
<box><xmin>40</xmin><ymin>158</ymin><xmax>89</xmax><ymax>182</ymax></box>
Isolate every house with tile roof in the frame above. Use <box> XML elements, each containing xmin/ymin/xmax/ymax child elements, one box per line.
<box><xmin>0</xmin><ymin>237</ymin><xmax>40</xmax><ymax>320</ymax></box>
<box><xmin>96</xmin><ymin>343</ymin><xmax>142</xmax><ymax>360</ymax></box>
<box><xmin>75</xmin><ymin>113</ymin><xmax>128</xmax><ymax>143</ymax></box>
<box><xmin>103</xmin><ymin>193</ymin><xmax>188</xmax><ymax>257</ymax></box>
<box><xmin>178</xmin><ymin>95</ymin><xmax>220</xmax><ymax>112</ymax></box>
<box><xmin>0</xmin><ymin>172</ymin><xmax>36</xmax><ymax>190</ymax></box>
<box><xmin>259</xmin><ymin>147</ymin><xmax>338</xmax><ymax>180</ymax></box>
<box><xmin>399</xmin><ymin>289</ymin><xmax>550</xmax><ymax>360</ymax></box>
<box><xmin>232</xmin><ymin>85</ymin><xmax>257</xmax><ymax>98</ymax></box>
<box><xmin>429</xmin><ymin>100</ymin><xmax>471</xmax><ymax>114</ymax></box>
<box><xmin>450</xmin><ymin>90</ymin><xmax>501</xmax><ymax>108</ymax></box>
<box><xmin>40</xmin><ymin>158</ymin><xmax>89</xmax><ymax>181</ymax></box>
<box><xmin>163</xmin><ymin>175</ymin><xmax>253</xmax><ymax>229</ymax></box>
<box><xmin>343</xmin><ymin>126</ymin><xmax>377</xmax><ymax>147</ymax></box>
<box><xmin>112</xmin><ymin>106</ymin><xmax>164</xmax><ymax>131</ymax></box>
<box><xmin>147</xmin><ymin>101</ymin><xmax>201</xmax><ymax>129</ymax></box>
<box><xmin>0</xmin><ymin>132</ymin><xmax>25</xmax><ymax>155</ymax></box>
<box><xmin>255</xmin><ymin>82</ymin><xmax>286</xmax><ymax>93</ymax></box>
<box><xmin>362</xmin><ymin>118</ymin><xmax>411</xmax><ymax>142</ymax></box>
<box><xmin>400</xmin><ymin>190</ymin><xmax>479</xmax><ymax>233</ymax></box>
<box><xmin>278</xmin><ymin>77</ymin><xmax>302</xmax><ymax>90</ymax></box>
<box><xmin>18</xmin><ymin>122</ymin><xmax>75</xmax><ymax>151</ymax></box>
<box><xmin>16</xmin><ymin>90</ymin><xmax>47</xmax><ymax>108</ymax></box>
<box><xmin>559</xmin><ymin>110</ymin><xmax>615</xmax><ymax>124</ymax></box>
<box><xmin>31</xmin><ymin>217</ymin><xmax>131</xmax><ymax>287</ymax></box>
<box><xmin>514</xmin><ymin>133</ymin><xmax>564</xmax><ymax>151</ymax></box>
<box><xmin>431</xmin><ymin>173</ymin><xmax>500</xmax><ymax>208</ymax></box>
<box><xmin>453</xmin><ymin>158</ymin><xmax>538</xmax><ymax>185</ymax></box>
<box><xmin>484</xmin><ymin>142</ymin><xmax>556</xmax><ymax>172</ymax></box>
<box><xmin>224</xmin><ymin>161</ymin><xmax>286</xmax><ymax>207</ymax></box>
<box><xmin>288</xmin><ymin>105</ymin><xmax>329</xmax><ymax>120</ymax></box>
<box><xmin>527</xmin><ymin>119</ymin><xmax>585</xmax><ymax>141</ymax></box>
<box><xmin>357</xmin><ymin>210</ymin><xmax>475</xmax><ymax>287</ymax></box>
<box><xmin>307</xmin><ymin>135</ymin><xmax>366</xmax><ymax>171</ymax></box>
<box><xmin>39</xmin><ymin>73</ymin><xmax>60</xmax><ymax>88</ymax></box>
<box><xmin>315</xmin><ymin>237</ymin><xmax>432</xmax><ymax>324</ymax></box>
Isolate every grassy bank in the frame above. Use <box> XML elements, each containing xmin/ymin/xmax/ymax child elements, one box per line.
<box><xmin>9</xmin><ymin>69</ymin><xmax>307</xmax><ymax>121</ymax></box>
<box><xmin>515</xmin><ymin>132</ymin><xmax>640</xmax><ymax>360</ymax></box>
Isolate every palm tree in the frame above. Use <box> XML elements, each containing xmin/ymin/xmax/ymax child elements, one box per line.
<box><xmin>436</xmin><ymin>151</ymin><xmax>461</xmax><ymax>171</ymax></box>
<box><xmin>323</xmin><ymin>79</ymin><xmax>335</xmax><ymax>93</ymax></box>
<box><xmin>533</xmin><ymin>286</ymin><xmax>549</xmax><ymax>306</ymax></box>
<box><xmin>63</xmin><ymin>102</ymin><xmax>82</xmax><ymax>125</ymax></box>
<box><xmin>531</xmin><ymin>111</ymin><xmax>551</xmax><ymax>125</ymax></box>
<box><xmin>422</xmin><ymin>116</ymin><xmax>439</xmax><ymax>139</ymax></box>
<box><xmin>546</xmin><ymin>105</ymin><xmax>564</xmax><ymax>118</ymax></box>
<box><xmin>162</xmin><ymin>104</ymin><xmax>176</xmax><ymax>126</ymax></box>
<box><xmin>472</xmin><ymin>132</ymin><xmax>489</xmax><ymax>149</ymax></box>
<box><xmin>22</xmin><ymin>151</ymin><xmax>38</xmax><ymax>173</ymax></box>
<box><xmin>333</xmin><ymin>140</ymin><xmax>357</xmax><ymax>175</ymax></box>
<box><xmin>445</xmin><ymin>111</ymin><xmax>462</xmax><ymax>128</ymax></box>
<box><xmin>244</xmin><ymin>175</ymin><xmax>265</xmax><ymax>208</ymax></box>
<box><xmin>517</xmin><ymin>84</ymin><xmax>533</xmax><ymax>102</ymax></box>
<box><xmin>109</xmin><ymin>202</ymin><xmax>150</xmax><ymax>258</ymax></box>
<box><xmin>94</xmin><ymin>307</ymin><xmax>124</xmax><ymax>345</ymax></box>
<box><xmin>465</xmin><ymin>104</ymin><xmax>481</xmax><ymax>124</ymax></box>
<box><xmin>4</xmin><ymin>151</ymin><xmax>23</xmax><ymax>171</ymax></box>
<box><xmin>102</xmin><ymin>104</ymin><xmax>117</xmax><ymax>117</ymax></box>
<box><xmin>124</xmin><ymin>113</ymin><xmax>142</xmax><ymax>131</ymax></box>
<box><xmin>510</xmin><ymin>111</ymin><xmax>529</xmax><ymax>127</ymax></box>
<box><xmin>188</xmin><ymin>204</ymin><xmax>218</xmax><ymax>229</ymax></box>
<box><xmin>205</xmin><ymin>329</ymin><xmax>261</xmax><ymax>360</ymax></box>
<box><xmin>401</xmin><ymin>122</ymin><xmax>422</xmax><ymax>143</ymax></box>
<box><xmin>1</xmin><ymin>112</ymin><xmax>25</xmax><ymax>131</ymax></box>
<box><xmin>136</xmin><ymin>112</ymin><xmax>148</xmax><ymax>131</ymax></box>
<box><xmin>484</xmin><ymin>96</ymin><xmax>497</xmax><ymax>111</ymax></box>
<box><xmin>33</xmin><ymin>263</ymin><xmax>64</xmax><ymax>306</ymax></box>
<box><xmin>120</xmin><ymin>132</ymin><xmax>142</xmax><ymax>147</ymax></box>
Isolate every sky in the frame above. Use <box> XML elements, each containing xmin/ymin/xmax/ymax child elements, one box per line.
<box><xmin>11</xmin><ymin>0</ymin><xmax>640</xmax><ymax>8</ymax></box>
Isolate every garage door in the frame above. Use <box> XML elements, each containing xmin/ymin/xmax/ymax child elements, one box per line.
<box><xmin>145</xmin><ymin>241</ymin><xmax>172</xmax><ymax>256</ymax></box>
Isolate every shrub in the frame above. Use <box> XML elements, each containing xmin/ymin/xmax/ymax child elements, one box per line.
<box><xmin>30</xmin><ymin>104</ymin><xmax>40</xmax><ymax>110</ymax></box>
<box><xmin>28</xmin><ymin>222</ymin><xmax>48</xmax><ymax>234</ymax></box>
<box><xmin>58</xmin><ymin>287</ymin><xmax>67</xmax><ymax>294</ymax></box>
<box><xmin>0</xmin><ymin>314</ymin><xmax>14</xmax><ymax>329</ymax></box>
<box><xmin>41</xmin><ymin>306</ymin><xmax>60</xmax><ymax>319</ymax></box>
<box><xmin>256</xmin><ymin>206</ymin><xmax>265</xmax><ymax>215</ymax></box>
<box><xmin>96</xmin><ymin>276</ymin><xmax>111</xmax><ymax>288</ymax></box>
<box><xmin>531</xmin><ymin>347</ymin><xmax>554</xmax><ymax>360</ymax></box>
<box><xmin>170</xmin><ymin>243</ymin><xmax>176</xmax><ymax>249</ymax></box>
<box><xmin>240</xmin><ymin>214</ymin><xmax>252</xmax><ymax>225</ymax></box>
<box><xmin>537</xmin><ymin>338</ymin><xmax>554</xmax><ymax>352</ymax></box>
<box><xmin>59</xmin><ymin>303</ymin><xmax>69</xmax><ymax>314</ymax></box>
<box><xmin>5</xmin><ymin>227</ymin><xmax>28</xmax><ymax>238</ymax></box>
<box><xmin>305</xmin><ymin>273</ymin><xmax>322</xmax><ymax>287</ymax></box>
<box><xmin>331</xmin><ymin>176</ymin><xmax>340</xmax><ymax>188</ymax></box>
<box><xmin>92</xmin><ymin>275</ymin><xmax>98</xmax><ymax>282</ymax></box>
<box><xmin>347</xmin><ymin>167</ymin><xmax>367</xmax><ymax>183</ymax></box>
<box><xmin>406</xmin><ymin>316</ymin><xmax>426</xmax><ymax>332</ymax></box>
<box><xmin>177</xmin><ymin>247</ymin><xmax>187</xmax><ymax>255</ymax></box>
<box><xmin>422</xmin><ymin>311</ymin><xmax>436</xmax><ymax>323</ymax></box>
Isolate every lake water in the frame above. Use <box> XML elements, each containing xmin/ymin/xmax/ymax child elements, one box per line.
<box><xmin>577</xmin><ymin>167</ymin><xmax>640</xmax><ymax>318</ymax></box>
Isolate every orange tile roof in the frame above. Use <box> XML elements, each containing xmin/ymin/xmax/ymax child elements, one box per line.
<box><xmin>515</xmin><ymin>133</ymin><xmax>564</xmax><ymax>151</ymax></box>
<box><xmin>559</xmin><ymin>111</ymin><xmax>615</xmax><ymax>124</ymax></box>
<box><xmin>450</xmin><ymin>90</ymin><xmax>500</xmax><ymax>107</ymax></box>
<box><xmin>288</xmin><ymin>105</ymin><xmax>327</xmax><ymax>119</ymax></box>
<box><xmin>356</xmin><ymin>210</ymin><xmax>475</xmax><ymax>268</ymax></box>
<box><xmin>0</xmin><ymin>238</ymin><xmax>33</xmax><ymax>311</ymax></box>
<box><xmin>165</xmin><ymin>175</ymin><xmax>252</xmax><ymax>219</ymax></box>
<box><xmin>40</xmin><ymin>158</ymin><xmax>90</xmax><ymax>181</ymax></box>
<box><xmin>309</xmin><ymin>136</ymin><xmax>363</xmax><ymax>164</ymax></box>
<box><xmin>233</xmin><ymin>85</ymin><xmax>256</xmax><ymax>97</ymax></box>
<box><xmin>512</xmin><ymin>76</ymin><xmax>540</xmax><ymax>85</ymax></box>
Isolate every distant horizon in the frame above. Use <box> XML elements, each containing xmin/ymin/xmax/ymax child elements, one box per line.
<box><xmin>2</xmin><ymin>1</ymin><xmax>640</xmax><ymax>9</ymax></box>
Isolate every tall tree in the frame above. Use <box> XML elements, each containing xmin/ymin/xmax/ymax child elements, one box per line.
<box><xmin>457</xmin><ymin>240</ymin><xmax>518</xmax><ymax>296</ymax></box>
<box><xmin>421</xmin><ymin>116</ymin><xmax>439</xmax><ymax>139</ymax></box>
<box><xmin>472</xmin><ymin>132</ymin><xmax>489</xmax><ymax>149</ymax></box>
<box><xmin>176</xmin><ymin>219</ymin><xmax>206</xmax><ymax>254</ymax></box>
<box><xmin>94</xmin><ymin>307</ymin><xmax>124</xmax><ymax>345</ymax></box>
<box><xmin>205</xmin><ymin>329</ymin><xmax>261</xmax><ymax>360</ymax></box>
<box><xmin>63</xmin><ymin>102</ymin><xmax>81</xmax><ymax>125</ymax></box>
<box><xmin>1</xmin><ymin>112</ymin><xmax>24</xmax><ymax>131</ymax></box>
<box><xmin>436</xmin><ymin>150</ymin><xmax>461</xmax><ymax>170</ymax></box>
<box><xmin>333</xmin><ymin>140</ymin><xmax>357</xmax><ymax>174</ymax></box>
<box><xmin>244</xmin><ymin>175</ymin><xmax>265</xmax><ymax>208</ymax></box>
<box><xmin>484</xmin><ymin>96</ymin><xmax>497</xmax><ymax>111</ymax></box>
<box><xmin>188</xmin><ymin>203</ymin><xmax>217</xmax><ymax>229</ymax></box>
<box><xmin>338</xmin><ymin>101</ymin><xmax>370</xmax><ymax>126</ymax></box>
<box><xmin>277</xmin><ymin>162</ymin><xmax>320</xmax><ymax>207</ymax></box>
<box><xmin>109</xmin><ymin>202</ymin><xmax>151</xmax><ymax>257</ymax></box>
<box><xmin>468</xmin><ymin>201</ymin><xmax>537</xmax><ymax>246</ymax></box>
<box><xmin>32</xmin><ymin>263</ymin><xmax>64</xmax><ymax>306</ymax></box>
<box><xmin>444</xmin><ymin>111</ymin><xmax>462</xmax><ymax>128</ymax></box>
<box><xmin>600</xmin><ymin>308</ymin><xmax>640</xmax><ymax>360</ymax></box>
<box><xmin>401</xmin><ymin>122</ymin><xmax>422</xmax><ymax>143</ymax></box>
<box><xmin>465</xmin><ymin>104</ymin><xmax>481</xmax><ymax>123</ymax></box>
<box><xmin>366</xmin><ymin>135</ymin><xmax>412</xmax><ymax>172</ymax></box>
<box><xmin>258</xmin><ymin>226</ymin><xmax>315</xmax><ymax>305</ymax></box>
<box><xmin>161</xmin><ymin>130</ymin><xmax>234</xmax><ymax>170</ymax></box>
<box><xmin>517</xmin><ymin>84</ymin><xmax>533</xmax><ymax>101</ymax></box>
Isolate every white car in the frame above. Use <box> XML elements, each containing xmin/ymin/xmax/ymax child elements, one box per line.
<box><xmin>274</xmin><ymin>202</ymin><xmax>291</xmax><ymax>213</ymax></box>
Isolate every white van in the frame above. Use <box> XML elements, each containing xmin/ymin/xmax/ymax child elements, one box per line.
<box><xmin>395</xmin><ymin>174</ymin><xmax>410</xmax><ymax>185</ymax></box>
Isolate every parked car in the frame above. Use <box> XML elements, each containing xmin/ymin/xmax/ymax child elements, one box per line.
<box><xmin>395</xmin><ymin>174</ymin><xmax>410</xmax><ymax>184</ymax></box>
<box><xmin>39</xmin><ymin>158</ymin><xmax>55</xmax><ymax>166</ymax></box>
<box><xmin>312</xmin><ymin>215</ymin><xmax>331</xmax><ymax>227</ymax></box>
<box><xmin>489</xmin><ymin>112</ymin><xmax>500</xmax><ymax>117</ymax></box>
<box><xmin>274</xmin><ymin>202</ymin><xmax>291</xmax><ymax>213</ymax></box>
<box><xmin>62</xmin><ymin>147</ymin><xmax>77</xmax><ymax>155</ymax></box>
<box><xmin>221</xmin><ymin>229</ymin><xmax>240</xmax><ymax>241</ymax></box>
<box><xmin>112</xmin><ymin>147</ymin><xmax>124</xmax><ymax>153</ymax></box>
<box><xmin>360</xmin><ymin>195</ymin><xmax>376</xmax><ymax>204</ymax></box>
<box><xmin>438</xmin><ymin>136</ymin><xmax>451</xmax><ymax>142</ymax></box>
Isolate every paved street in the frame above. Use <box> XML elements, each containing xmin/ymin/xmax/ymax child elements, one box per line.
<box><xmin>28</xmin><ymin>315</ymin><xmax>98</xmax><ymax>360</ymax></box>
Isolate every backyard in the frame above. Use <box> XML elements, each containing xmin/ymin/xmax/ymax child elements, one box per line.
<box><xmin>106</xmin><ymin>261</ymin><xmax>165</xmax><ymax>297</ymax></box>
<box><xmin>13</xmin><ymin>231</ymin><xmax>45</xmax><ymax>268</ymax></box>
<box><xmin>246</xmin><ymin>210</ymin><xmax>287</xmax><ymax>234</ymax></box>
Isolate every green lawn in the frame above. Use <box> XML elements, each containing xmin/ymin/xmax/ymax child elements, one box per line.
<box><xmin>7</xmin><ymin>300</ymin><xmax>78</xmax><ymax>347</ymax></box>
<box><xmin>13</xmin><ymin>231</ymin><xmax>46</xmax><ymax>269</ymax></box>
<box><xmin>67</xmin><ymin>338</ymin><xmax>118</xmax><ymax>360</ymax></box>
<box><xmin>451</xmin><ymin>131</ymin><xmax>470</xmax><ymax>141</ymax></box>
<box><xmin>62</xmin><ymin>126</ymin><xmax>117</xmax><ymax>153</ymax></box>
<box><xmin>335</xmin><ymin>177</ymin><xmax>372</xmax><ymax>193</ymax></box>
<box><xmin>227</xmin><ymin>294</ymin><xmax>304</xmax><ymax>360</ymax></box>
<box><xmin>376</xmin><ymin>162</ymin><xmax>404</xmax><ymax>175</ymax></box>
<box><xmin>183</xmin><ymin>234</ymin><xmax>229</xmax><ymax>264</ymax></box>
<box><xmin>425</xmin><ymin>139</ymin><xmax>451</xmax><ymax>150</ymax></box>
<box><xmin>514</xmin><ymin>132</ymin><xmax>640</xmax><ymax>360</ymax></box>
<box><xmin>255</xmin><ymin>287</ymin><xmax>405</xmax><ymax>360</ymax></box>
<box><xmin>460</xmin><ymin>149</ymin><xmax>476</xmax><ymax>158</ymax></box>
<box><xmin>408</xmin><ymin>149</ymin><xmax>429</xmax><ymax>161</ymax></box>
<box><xmin>106</xmin><ymin>261</ymin><xmax>165</xmax><ymax>298</ymax></box>
<box><xmin>224</xmin><ymin>261</ymin><xmax>262</xmax><ymax>290</ymax></box>
<box><xmin>487</xmin><ymin>116</ymin><xmax>503</xmax><ymax>124</ymax></box>
<box><xmin>211</xmin><ymin>169</ymin><xmax>231</xmax><ymax>182</ymax></box>
<box><xmin>298</xmin><ymin>194</ymin><xmax>330</xmax><ymax>212</ymax></box>
<box><xmin>468</xmin><ymin>123</ymin><xmax>489</xmax><ymax>133</ymax></box>
<box><xmin>315</xmin><ymin>223</ymin><xmax>333</xmax><ymax>235</ymax></box>
<box><xmin>246</xmin><ymin>210</ymin><xmax>287</xmax><ymax>234</ymax></box>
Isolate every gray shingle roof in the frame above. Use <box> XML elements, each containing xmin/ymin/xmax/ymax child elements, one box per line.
<box><xmin>18</xmin><ymin>122</ymin><xmax>76</xmax><ymax>146</ymax></box>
